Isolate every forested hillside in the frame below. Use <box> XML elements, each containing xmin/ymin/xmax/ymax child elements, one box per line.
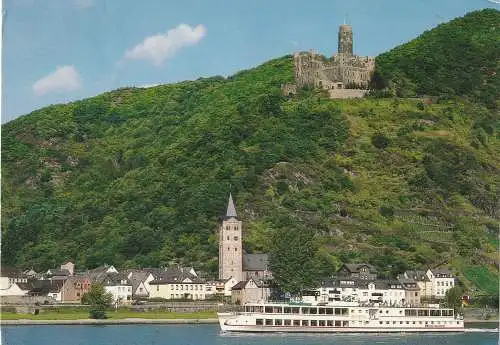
<box><xmin>374</xmin><ymin>9</ymin><xmax>500</xmax><ymax>108</ymax></box>
<box><xmin>2</xmin><ymin>9</ymin><xmax>498</xmax><ymax>295</ymax></box>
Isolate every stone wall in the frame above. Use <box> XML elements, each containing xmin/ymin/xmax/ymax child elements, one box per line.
<box><xmin>328</xmin><ymin>89</ymin><xmax>369</xmax><ymax>99</ymax></box>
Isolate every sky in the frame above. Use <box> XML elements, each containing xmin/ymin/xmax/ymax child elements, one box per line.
<box><xmin>1</xmin><ymin>0</ymin><xmax>499</xmax><ymax>123</ymax></box>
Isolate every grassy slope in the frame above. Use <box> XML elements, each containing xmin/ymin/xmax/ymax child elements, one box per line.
<box><xmin>2</xmin><ymin>11</ymin><xmax>499</xmax><ymax>294</ymax></box>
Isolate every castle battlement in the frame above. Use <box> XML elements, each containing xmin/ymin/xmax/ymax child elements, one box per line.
<box><xmin>284</xmin><ymin>24</ymin><xmax>375</xmax><ymax>99</ymax></box>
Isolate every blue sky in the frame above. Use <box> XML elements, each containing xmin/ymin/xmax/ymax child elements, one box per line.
<box><xmin>2</xmin><ymin>0</ymin><xmax>499</xmax><ymax>123</ymax></box>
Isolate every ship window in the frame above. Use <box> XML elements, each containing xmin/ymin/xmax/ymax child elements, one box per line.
<box><xmin>319</xmin><ymin>308</ymin><xmax>326</xmax><ymax>315</ymax></box>
<box><xmin>457</xmin><ymin>321</ymin><xmax>460</xmax><ymax>325</ymax></box>
<box><xmin>343</xmin><ymin>321</ymin><xmax>349</xmax><ymax>327</ymax></box>
<box><xmin>430</xmin><ymin>310</ymin><xmax>440</xmax><ymax>317</ymax></box>
<box><xmin>386</xmin><ymin>321</ymin><xmax>390</xmax><ymax>325</ymax></box>
<box><xmin>284</xmin><ymin>307</ymin><xmax>291</xmax><ymax>314</ymax></box>
<box><xmin>275</xmin><ymin>319</ymin><xmax>282</xmax><ymax>326</ymax></box>
<box><xmin>292</xmin><ymin>307</ymin><xmax>300</xmax><ymax>314</ymax></box>
<box><xmin>327</xmin><ymin>320</ymin><xmax>334</xmax><ymax>327</ymax></box>
<box><xmin>265</xmin><ymin>307</ymin><xmax>273</xmax><ymax>313</ymax></box>
<box><xmin>284</xmin><ymin>319</ymin><xmax>291</xmax><ymax>326</ymax></box>
<box><xmin>406</xmin><ymin>321</ymin><xmax>409</xmax><ymax>324</ymax></box>
<box><xmin>273</xmin><ymin>307</ymin><xmax>282</xmax><ymax>313</ymax></box>
<box><xmin>310</xmin><ymin>320</ymin><xmax>317</xmax><ymax>326</ymax></box>
<box><xmin>400</xmin><ymin>321</ymin><xmax>403</xmax><ymax>324</ymax></box>
<box><xmin>413</xmin><ymin>321</ymin><xmax>416</xmax><ymax>325</ymax></box>
<box><xmin>309</xmin><ymin>307</ymin><xmax>317</xmax><ymax>314</ymax></box>
<box><xmin>302</xmin><ymin>320</ymin><xmax>309</xmax><ymax>326</ymax></box>
<box><xmin>393</xmin><ymin>321</ymin><xmax>396</xmax><ymax>324</ymax></box>
<box><xmin>265</xmin><ymin>319</ymin><xmax>273</xmax><ymax>326</ymax></box>
<box><xmin>256</xmin><ymin>319</ymin><xmax>263</xmax><ymax>325</ymax></box>
<box><xmin>293</xmin><ymin>320</ymin><xmax>300</xmax><ymax>326</ymax></box>
<box><xmin>302</xmin><ymin>308</ymin><xmax>310</xmax><ymax>314</ymax></box>
<box><xmin>326</xmin><ymin>308</ymin><xmax>333</xmax><ymax>315</ymax></box>
<box><xmin>319</xmin><ymin>320</ymin><xmax>326</xmax><ymax>327</ymax></box>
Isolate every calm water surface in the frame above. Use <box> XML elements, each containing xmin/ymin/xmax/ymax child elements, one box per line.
<box><xmin>2</xmin><ymin>324</ymin><xmax>498</xmax><ymax>345</ymax></box>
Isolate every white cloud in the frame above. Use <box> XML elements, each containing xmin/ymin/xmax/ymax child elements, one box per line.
<box><xmin>487</xmin><ymin>0</ymin><xmax>500</xmax><ymax>4</ymax></box>
<box><xmin>32</xmin><ymin>66</ymin><xmax>82</xmax><ymax>96</ymax></box>
<box><xmin>125</xmin><ymin>24</ymin><xmax>206</xmax><ymax>66</ymax></box>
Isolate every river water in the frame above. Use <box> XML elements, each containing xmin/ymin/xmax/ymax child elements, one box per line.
<box><xmin>2</xmin><ymin>324</ymin><xmax>498</xmax><ymax>345</ymax></box>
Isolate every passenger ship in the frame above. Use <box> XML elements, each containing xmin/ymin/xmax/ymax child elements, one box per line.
<box><xmin>218</xmin><ymin>300</ymin><xmax>464</xmax><ymax>333</ymax></box>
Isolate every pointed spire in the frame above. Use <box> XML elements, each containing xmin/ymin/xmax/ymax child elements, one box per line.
<box><xmin>226</xmin><ymin>193</ymin><xmax>237</xmax><ymax>218</ymax></box>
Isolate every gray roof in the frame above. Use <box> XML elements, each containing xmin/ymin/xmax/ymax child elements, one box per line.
<box><xmin>226</xmin><ymin>193</ymin><xmax>237</xmax><ymax>218</ymax></box>
<box><xmin>341</xmin><ymin>264</ymin><xmax>378</xmax><ymax>274</ymax></box>
<box><xmin>404</xmin><ymin>270</ymin><xmax>429</xmax><ymax>282</ymax></box>
<box><xmin>150</xmin><ymin>267</ymin><xmax>204</xmax><ymax>285</ymax></box>
<box><xmin>231</xmin><ymin>278</ymin><xmax>265</xmax><ymax>291</ymax></box>
<box><xmin>101</xmin><ymin>273</ymin><xmax>131</xmax><ymax>286</ymax></box>
<box><xmin>122</xmin><ymin>270</ymin><xmax>152</xmax><ymax>292</ymax></box>
<box><xmin>243</xmin><ymin>253</ymin><xmax>269</xmax><ymax>271</ymax></box>
<box><xmin>430</xmin><ymin>268</ymin><xmax>452</xmax><ymax>277</ymax></box>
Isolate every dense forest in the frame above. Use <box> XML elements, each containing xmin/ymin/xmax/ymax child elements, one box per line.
<box><xmin>2</xmin><ymin>9</ymin><xmax>499</xmax><ymax>296</ymax></box>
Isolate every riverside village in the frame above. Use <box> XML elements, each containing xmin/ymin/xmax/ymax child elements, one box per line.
<box><xmin>1</xmin><ymin>193</ymin><xmax>462</xmax><ymax>310</ymax></box>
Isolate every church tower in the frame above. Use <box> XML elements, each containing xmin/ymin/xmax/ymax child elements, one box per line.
<box><xmin>218</xmin><ymin>193</ymin><xmax>243</xmax><ymax>282</ymax></box>
<box><xmin>338</xmin><ymin>24</ymin><xmax>353</xmax><ymax>55</ymax></box>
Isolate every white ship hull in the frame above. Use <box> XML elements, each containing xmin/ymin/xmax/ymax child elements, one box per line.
<box><xmin>218</xmin><ymin>302</ymin><xmax>465</xmax><ymax>333</ymax></box>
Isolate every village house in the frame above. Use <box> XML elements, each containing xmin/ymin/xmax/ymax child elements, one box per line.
<box><xmin>399</xmin><ymin>270</ymin><xmax>432</xmax><ymax>298</ymax></box>
<box><xmin>231</xmin><ymin>278</ymin><xmax>270</xmax><ymax>305</ymax></box>
<box><xmin>426</xmin><ymin>268</ymin><xmax>455</xmax><ymax>299</ymax></box>
<box><xmin>28</xmin><ymin>280</ymin><xmax>65</xmax><ymax>301</ymax></box>
<box><xmin>122</xmin><ymin>269</ymin><xmax>156</xmax><ymax>299</ymax></box>
<box><xmin>0</xmin><ymin>267</ymin><xmax>29</xmax><ymax>296</ymax></box>
<box><xmin>337</xmin><ymin>264</ymin><xmax>378</xmax><ymax>281</ymax></box>
<box><xmin>149</xmin><ymin>267</ymin><xmax>209</xmax><ymax>300</ymax></box>
<box><xmin>60</xmin><ymin>276</ymin><xmax>91</xmax><ymax>303</ymax></box>
<box><xmin>100</xmin><ymin>273</ymin><xmax>132</xmax><ymax>303</ymax></box>
<box><xmin>215</xmin><ymin>277</ymin><xmax>239</xmax><ymax>298</ymax></box>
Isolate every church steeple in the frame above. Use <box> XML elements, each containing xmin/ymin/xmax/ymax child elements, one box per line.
<box><xmin>219</xmin><ymin>192</ymin><xmax>243</xmax><ymax>282</ymax></box>
<box><xmin>226</xmin><ymin>193</ymin><xmax>237</xmax><ymax>218</ymax></box>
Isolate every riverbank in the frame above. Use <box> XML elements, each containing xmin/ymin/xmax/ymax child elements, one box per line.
<box><xmin>1</xmin><ymin>318</ymin><xmax>218</xmax><ymax>325</ymax></box>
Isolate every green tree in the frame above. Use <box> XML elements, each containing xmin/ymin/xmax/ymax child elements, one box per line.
<box><xmin>81</xmin><ymin>283</ymin><xmax>113</xmax><ymax>319</ymax></box>
<box><xmin>268</xmin><ymin>217</ymin><xmax>323</xmax><ymax>296</ymax></box>
<box><xmin>445</xmin><ymin>286</ymin><xmax>464</xmax><ymax>311</ymax></box>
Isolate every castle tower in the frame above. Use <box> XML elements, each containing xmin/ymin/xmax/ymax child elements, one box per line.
<box><xmin>218</xmin><ymin>193</ymin><xmax>243</xmax><ymax>282</ymax></box>
<box><xmin>338</xmin><ymin>24</ymin><xmax>353</xmax><ymax>55</ymax></box>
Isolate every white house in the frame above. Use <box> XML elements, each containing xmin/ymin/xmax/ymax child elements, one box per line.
<box><xmin>149</xmin><ymin>267</ymin><xmax>208</xmax><ymax>300</ymax></box>
<box><xmin>317</xmin><ymin>278</ymin><xmax>418</xmax><ymax>307</ymax></box>
<box><xmin>100</xmin><ymin>273</ymin><xmax>132</xmax><ymax>303</ymax></box>
<box><xmin>0</xmin><ymin>267</ymin><xmax>28</xmax><ymax>291</ymax></box>
<box><xmin>0</xmin><ymin>282</ymin><xmax>31</xmax><ymax>296</ymax></box>
<box><xmin>426</xmin><ymin>268</ymin><xmax>455</xmax><ymax>298</ymax></box>
<box><xmin>123</xmin><ymin>269</ymin><xmax>156</xmax><ymax>298</ymax></box>
<box><xmin>400</xmin><ymin>270</ymin><xmax>432</xmax><ymax>298</ymax></box>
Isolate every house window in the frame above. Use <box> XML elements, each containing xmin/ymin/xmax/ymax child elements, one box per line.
<box><xmin>156</xmin><ymin>285</ymin><xmax>159</xmax><ymax>291</ymax></box>
<box><xmin>234</xmin><ymin>236</ymin><xmax>238</xmax><ymax>241</ymax></box>
<box><xmin>235</xmin><ymin>248</ymin><xmax>237</xmax><ymax>252</ymax></box>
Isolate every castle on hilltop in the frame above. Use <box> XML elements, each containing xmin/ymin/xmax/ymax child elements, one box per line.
<box><xmin>282</xmin><ymin>24</ymin><xmax>375</xmax><ymax>99</ymax></box>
